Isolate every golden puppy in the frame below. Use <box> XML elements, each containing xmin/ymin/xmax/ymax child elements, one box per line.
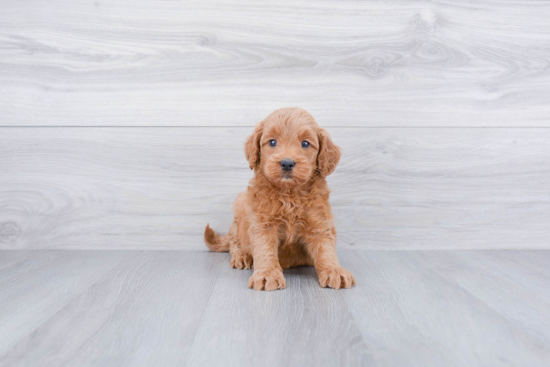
<box><xmin>204</xmin><ymin>107</ymin><xmax>355</xmax><ymax>291</ymax></box>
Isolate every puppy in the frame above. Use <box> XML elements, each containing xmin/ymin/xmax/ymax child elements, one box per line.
<box><xmin>204</xmin><ymin>107</ymin><xmax>355</xmax><ymax>291</ymax></box>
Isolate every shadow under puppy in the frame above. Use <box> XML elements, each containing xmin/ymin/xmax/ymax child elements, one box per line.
<box><xmin>205</xmin><ymin>107</ymin><xmax>355</xmax><ymax>291</ymax></box>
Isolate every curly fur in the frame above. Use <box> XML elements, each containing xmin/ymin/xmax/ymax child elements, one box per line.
<box><xmin>205</xmin><ymin>107</ymin><xmax>355</xmax><ymax>291</ymax></box>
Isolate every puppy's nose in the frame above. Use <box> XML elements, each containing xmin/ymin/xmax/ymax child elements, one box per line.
<box><xmin>280</xmin><ymin>159</ymin><xmax>296</xmax><ymax>171</ymax></box>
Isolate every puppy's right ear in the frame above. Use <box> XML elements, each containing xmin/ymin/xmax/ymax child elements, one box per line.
<box><xmin>244</xmin><ymin>122</ymin><xmax>264</xmax><ymax>170</ymax></box>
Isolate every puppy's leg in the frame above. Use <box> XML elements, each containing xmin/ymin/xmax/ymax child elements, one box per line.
<box><xmin>229</xmin><ymin>194</ymin><xmax>253</xmax><ymax>269</ymax></box>
<box><xmin>227</xmin><ymin>222</ymin><xmax>252</xmax><ymax>270</ymax></box>
<box><xmin>248</xmin><ymin>224</ymin><xmax>285</xmax><ymax>291</ymax></box>
<box><xmin>230</xmin><ymin>249</ymin><xmax>252</xmax><ymax>270</ymax></box>
<box><xmin>230</xmin><ymin>247</ymin><xmax>253</xmax><ymax>270</ymax></box>
<box><xmin>304</xmin><ymin>230</ymin><xmax>356</xmax><ymax>289</ymax></box>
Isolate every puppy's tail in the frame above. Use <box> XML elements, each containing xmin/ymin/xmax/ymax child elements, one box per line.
<box><xmin>204</xmin><ymin>224</ymin><xmax>231</xmax><ymax>252</ymax></box>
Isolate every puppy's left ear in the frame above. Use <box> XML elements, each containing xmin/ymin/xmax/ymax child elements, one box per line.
<box><xmin>317</xmin><ymin>128</ymin><xmax>341</xmax><ymax>177</ymax></box>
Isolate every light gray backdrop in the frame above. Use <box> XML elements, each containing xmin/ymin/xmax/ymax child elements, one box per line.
<box><xmin>1</xmin><ymin>0</ymin><xmax>549</xmax><ymax>250</ymax></box>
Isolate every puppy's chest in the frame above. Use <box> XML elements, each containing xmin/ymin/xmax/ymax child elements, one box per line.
<box><xmin>272</xmin><ymin>197</ymin><xmax>310</xmax><ymax>245</ymax></box>
<box><xmin>273</xmin><ymin>195</ymin><xmax>309</xmax><ymax>220</ymax></box>
<box><xmin>253</xmin><ymin>189</ymin><xmax>318</xmax><ymax>243</ymax></box>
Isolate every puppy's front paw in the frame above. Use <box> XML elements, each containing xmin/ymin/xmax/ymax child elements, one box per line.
<box><xmin>230</xmin><ymin>252</ymin><xmax>253</xmax><ymax>269</ymax></box>
<box><xmin>318</xmin><ymin>267</ymin><xmax>356</xmax><ymax>289</ymax></box>
<box><xmin>248</xmin><ymin>268</ymin><xmax>286</xmax><ymax>291</ymax></box>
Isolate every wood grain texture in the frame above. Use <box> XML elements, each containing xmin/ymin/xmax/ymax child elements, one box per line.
<box><xmin>186</xmin><ymin>258</ymin><xmax>374</xmax><ymax>367</ymax></box>
<box><xmin>339</xmin><ymin>250</ymin><xmax>550</xmax><ymax>367</ymax></box>
<box><xmin>1</xmin><ymin>0</ymin><xmax>550</xmax><ymax>126</ymax></box>
<box><xmin>0</xmin><ymin>251</ymin><xmax>129</xmax><ymax>357</ymax></box>
<box><xmin>0</xmin><ymin>250</ymin><xmax>549</xmax><ymax>366</ymax></box>
<box><xmin>0</xmin><ymin>251</ymin><xmax>224</xmax><ymax>367</ymax></box>
<box><xmin>1</xmin><ymin>127</ymin><xmax>549</xmax><ymax>250</ymax></box>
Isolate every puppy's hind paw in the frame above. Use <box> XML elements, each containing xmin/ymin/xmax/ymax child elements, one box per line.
<box><xmin>318</xmin><ymin>267</ymin><xmax>356</xmax><ymax>289</ymax></box>
<box><xmin>248</xmin><ymin>269</ymin><xmax>286</xmax><ymax>291</ymax></box>
<box><xmin>230</xmin><ymin>253</ymin><xmax>253</xmax><ymax>270</ymax></box>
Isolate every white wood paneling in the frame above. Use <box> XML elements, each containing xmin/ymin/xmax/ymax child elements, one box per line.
<box><xmin>1</xmin><ymin>0</ymin><xmax>549</xmax><ymax>126</ymax></box>
<box><xmin>1</xmin><ymin>127</ymin><xmax>548</xmax><ymax>250</ymax></box>
<box><xmin>1</xmin><ymin>0</ymin><xmax>549</xmax><ymax>250</ymax></box>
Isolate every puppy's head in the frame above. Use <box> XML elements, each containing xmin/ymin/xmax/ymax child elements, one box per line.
<box><xmin>245</xmin><ymin>107</ymin><xmax>340</xmax><ymax>188</ymax></box>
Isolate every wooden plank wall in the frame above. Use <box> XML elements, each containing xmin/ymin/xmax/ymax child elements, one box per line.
<box><xmin>1</xmin><ymin>0</ymin><xmax>549</xmax><ymax>249</ymax></box>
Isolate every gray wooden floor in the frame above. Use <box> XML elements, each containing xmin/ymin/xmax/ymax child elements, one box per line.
<box><xmin>1</xmin><ymin>250</ymin><xmax>549</xmax><ymax>367</ymax></box>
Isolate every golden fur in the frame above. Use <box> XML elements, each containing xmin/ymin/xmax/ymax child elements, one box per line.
<box><xmin>204</xmin><ymin>107</ymin><xmax>356</xmax><ymax>291</ymax></box>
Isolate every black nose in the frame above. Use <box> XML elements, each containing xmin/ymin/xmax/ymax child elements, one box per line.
<box><xmin>280</xmin><ymin>159</ymin><xmax>295</xmax><ymax>171</ymax></box>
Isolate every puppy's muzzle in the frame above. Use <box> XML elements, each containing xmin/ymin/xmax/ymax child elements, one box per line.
<box><xmin>280</xmin><ymin>159</ymin><xmax>295</xmax><ymax>172</ymax></box>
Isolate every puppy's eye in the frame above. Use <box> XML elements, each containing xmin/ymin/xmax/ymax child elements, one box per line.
<box><xmin>301</xmin><ymin>141</ymin><xmax>310</xmax><ymax>148</ymax></box>
<box><xmin>269</xmin><ymin>139</ymin><xmax>277</xmax><ymax>147</ymax></box>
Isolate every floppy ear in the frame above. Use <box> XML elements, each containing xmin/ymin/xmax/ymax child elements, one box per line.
<box><xmin>244</xmin><ymin>122</ymin><xmax>264</xmax><ymax>170</ymax></box>
<box><xmin>317</xmin><ymin>128</ymin><xmax>341</xmax><ymax>177</ymax></box>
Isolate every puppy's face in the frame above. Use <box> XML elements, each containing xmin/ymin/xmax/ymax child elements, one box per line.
<box><xmin>245</xmin><ymin>108</ymin><xmax>341</xmax><ymax>188</ymax></box>
<box><xmin>259</xmin><ymin>117</ymin><xmax>319</xmax><ymax>187</ymax></box>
